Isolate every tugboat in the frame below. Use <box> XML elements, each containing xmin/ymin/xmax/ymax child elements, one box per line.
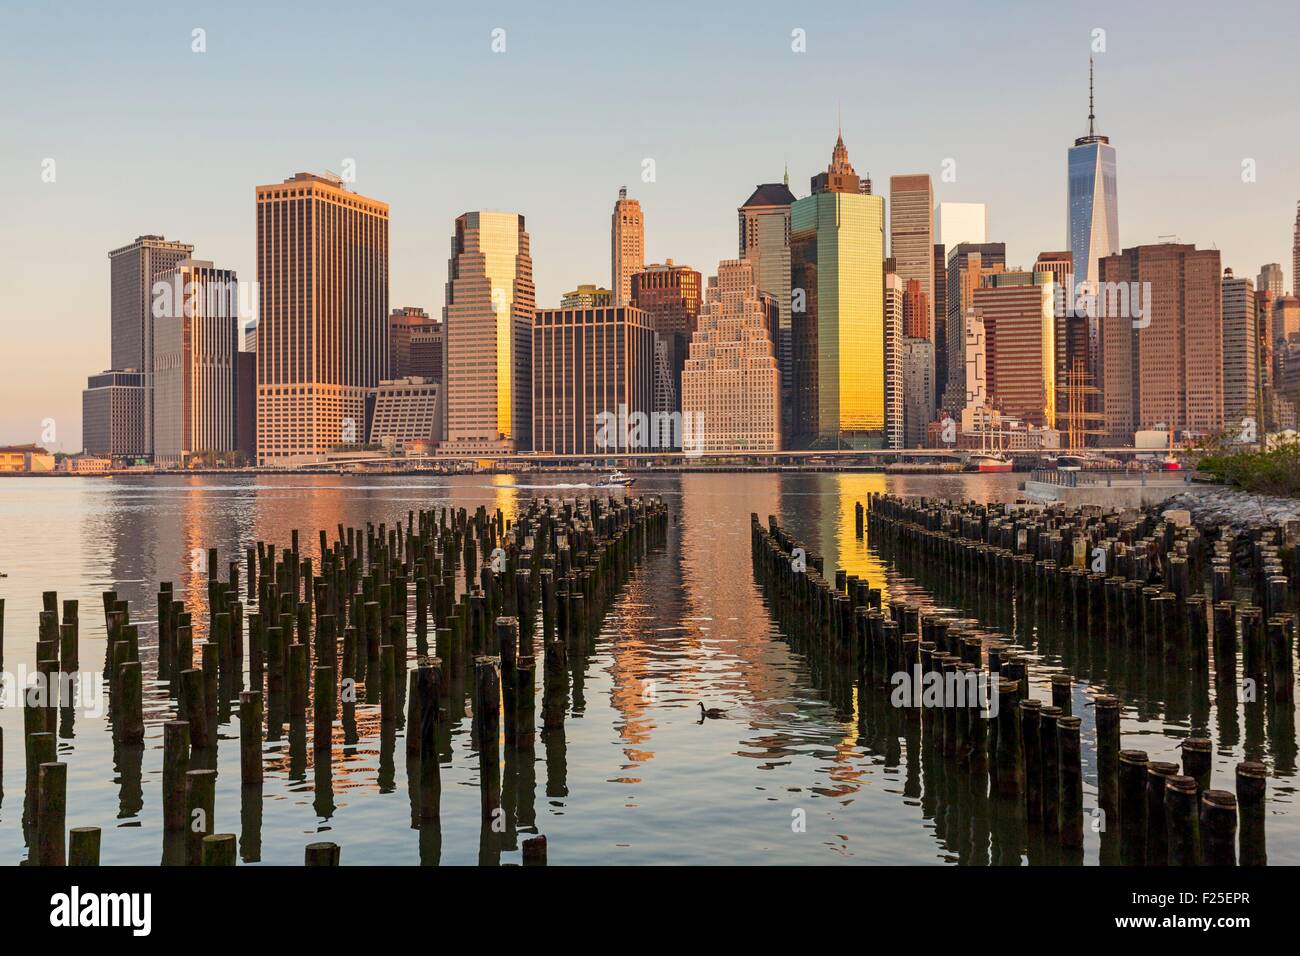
<box><xmin>595</xmin><ymin>469</ymin><xmax>636</xmax><ymax>488</ymax></box>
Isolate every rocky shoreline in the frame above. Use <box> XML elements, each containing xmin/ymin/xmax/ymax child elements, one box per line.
<box><xmin>1161</xmin><ymin>486</ymin><xmax>1300</xmax><ymax>533</ymax></box>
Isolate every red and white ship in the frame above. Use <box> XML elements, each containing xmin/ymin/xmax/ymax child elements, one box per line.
<box><xmin>971</xmin><ymin>452</ymin><xmax>1014</xmax><ymax>473</ymax></box>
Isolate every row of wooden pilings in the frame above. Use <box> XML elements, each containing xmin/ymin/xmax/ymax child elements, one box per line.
<box><xmin>753</xmin><ymin>500</ymin><xmax>1271</xmax><ymax>865</ymax></box>
<box><xmin>12</xmin><ymin>493</ymin><xmax>668</xmax><ymax>865</ymax></box>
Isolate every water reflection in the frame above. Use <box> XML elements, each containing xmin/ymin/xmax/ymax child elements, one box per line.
<box><xmin>0</xmin><ymin>472</ymin><xmax>1294</xmax><ymax>864</ymax></box>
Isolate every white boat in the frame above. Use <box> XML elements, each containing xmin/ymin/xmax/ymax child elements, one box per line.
<box><xmin>595</xmin><ymin>469</ymin><xmax>636</xmax><ymax>488</ymax></box>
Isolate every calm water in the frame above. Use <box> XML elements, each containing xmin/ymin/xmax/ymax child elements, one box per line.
<box><xmin>0</xmin><ymin>472</ymin><xmax>1295</xmax><ymax>865</ymax></box>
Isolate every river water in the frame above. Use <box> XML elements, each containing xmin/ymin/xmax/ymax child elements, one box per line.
<box><xmin>0</xmin><ymin>472</ymin><xmax>1294</xmax><ymax>864</ymax></box>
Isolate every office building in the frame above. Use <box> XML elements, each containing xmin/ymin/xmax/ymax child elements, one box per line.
<box><xmin>256</xmin><ymin>172</ymin><xmax>389</xmax><ymax>463</ymax></box>
<box><xmin>443</xmin><ymin>210</ymin><xmax>534</xmax><ymax>452</ymax></box>
<box><xmin>612</xmin><ymin>187</ymin><xmax>645</xmax><ymax>306</ymax></box>
<box><xmin>680</xmin><ymin>259</ymin><xmax>781</xmax><ymax>452</ymax></box>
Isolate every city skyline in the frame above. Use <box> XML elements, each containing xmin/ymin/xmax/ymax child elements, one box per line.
<box><xmin>4</xmin><ymin>1</ymin><xmax>1300</xmax><ymax>449</ymax></box>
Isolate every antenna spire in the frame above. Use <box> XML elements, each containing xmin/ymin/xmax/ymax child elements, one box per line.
<box><xmin>1088</xmin><ymin>57</ymin><xmax>1096</xmax><ymax>137</ymax></box>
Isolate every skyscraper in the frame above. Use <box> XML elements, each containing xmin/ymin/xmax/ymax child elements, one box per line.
<box><xmin>1098</xmin><ymin>243</ymin><xmax>1221</xmax><ymax>443</ymax></box>
<box><xmin>631</xmin><ymin>260</ymin><xmax>702</xmax><ymax>433</ymax></box>
<box><xmin>932</xmin><ymin>242</ymin><xmax>948</xmax><ymax>404</ymax></box>
<box><xmin>532</xmin><ymin>305</ymin><xmax>655</xmax><ymax>455</ymax></box>
<box><xmin>884</xmin><ymin>270</ymin><xmax>905</xmax><ymax>450</ymax></box>
<box><xmin>889</xmin><ymin>175</ymin><xmax>935</xmax><ymax>340</ymax></box>
<box><xmin>681</xmin><ymin>259</ymin><xmax>781</xmax><ymax>452</ymax></box>
<box><xmin>790</xmin><ymin>132</ymin><xmax>886</xmax><ymax>447</ymax></box>
<box><xmin>902</xmin><ymin>279</ymin><xmax>930</xmax><ymax>340</ymax></box>
<box><xmin>1221</xmin><ymin>268</ymin><xmax>1258</xmax><ymax>435</ymax></box>
<box><xmin>82</xmin><ymin>370</ymin><xmax>146</xmax><ymax>458</ymax></box>
<box><xmin>1068</xmin><ymin>59</ymin><xmax>1120</xmax><ymax>380</ymax></box>
<box><xmin>1035</xmin><ymin>249</ymin><xmax>1088</xmax><ymax>425</ymax></box>
<box><xmin>108</xmin><ymin>234</ymin><xmax>195</xmax><ymax>457</ymax></box>
<box><xmin>256</xmin><ymin>172</ymin><xmax>389</xmax><ymax>464</ymax></box>
<box><xmin>902</xmin><ymin>338</ymin><xmax>935</xmax><ymax>448</ymax></box>
<box><xmin>1293</xmin><ymin>203</ymin><xmax>1300</xmax><ymax>297</ymax></box>
<box><xmin>443</xmin><ymin>211</ymin><xmax>534</xmax><ymax>452</ymax></box>
<box><xmin>739</xmin><ymin>178</ymin><xmax>796</xmax><ymax>439</ymax></box>
<box><xmin>1258</xmin><ymin>262</ymin><xmax>1284</xmax><ymax>299</ymax></box>
<box><xmin>152</xmin><ymin>259</ymin><xmax>240</xmax><ymax>466</ymax></box>
<box><xmin>612</xmin><ymin>187</ymin><xmax>645</xmax><ymax>307</ymax></box>
<box><xmin>972</xmin><ymin>271</ymin><xmax>1057</xmax><ymax>428</ymax></box>
<box><xmin>942</xmin><ymin>242</ymin><xmax>1006</xmax><ymax>412</ymax></box>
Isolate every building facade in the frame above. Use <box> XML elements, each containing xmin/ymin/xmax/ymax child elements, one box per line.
<box><xmin>884</xmin><ymin>270</ymin><xmax>905</xmax><ymax>450</ymax></box>
<box><xmin>972</xmin><ymin>271</ymin><xmax>1057</xmax><ymax>428</ymax></box>
<box><xmin>902</xmin><ymin>337</ymin><xmax>935</xmax><ymax>448</ymax></box>
<box><xmin>366</xmin><ymin>377</ymin><xmax>441</xmax><ymax>451</ymax></box>
<box><xmin>108</xmin><ymin>234</ymin><xmax>195</xmax><ymax>457</ymax></box>
<box><xmin>942</xmin><ymin>242</ymin><xmax>1006</xmax><ymax>412</ymax></box>
<box><xmin>1068</xmin><ymin>62</ymin><xmax>1121</xmax><ymax>386</ymax></box>
<box><xmin>681</xmin><ymin>259</ymin><xmax>781</xmax><ymax>453</ymax></box>
<box><xmin>631</xmin><ymin>260</ymin><xmax>702</xmax><ymax>428</ymax></box>
<box><xmin>1098</xmin><ymin>243</ymin><xmax>1222</xmax><ymax>443</ymax></box>
<box><xmin>153</xmin><ymin>259</ymin><xmax>241</xmax><ymax>467</ymax></box>
<box><xmin>611</xmin><ymin>187</ymin><xmax>645</xmax><ymax>307</ymax></box>
<box><xmin>790</xmin><ymin>133</ymin><xmax>886</xmax><ymax>447</ymax></box>
<box><xmin>739</xmin><ymin>179</ymin><xmax>795</xmax><ymax>441</ymax></box>
<box><xmin>889</xmin><ymin>175</ymin><xmax>935</xmax><ymax>340</ymax></box>
<box><xmin>531</xmin><ymin>305</ymin><xmax>655</xmax><ymax>455</ymax></box>
<box><xmin>1221</xmin><ymin>269</ymin><xmax>1257</xmax><ymax>436</ymax></box>
<box><xmin>82</xmin><ymin>370</ymin><xmax>146</xmax><ymax>458</ymax></box>
<box><xmin>443</xmin><ymin>210</ymin><xmax>534</xmax><ymax>452</ymax></box>
<box><xmin>560</xmin><ymin>285</ymin><xmax>613</xmax><ymax>308</ymax></box>
<box><xmin>388</xmin><ymin>306</ymin><xmax>439</xmax><ymax>379</ymax></box>
<box><xmin>255</xmin><ymin>172</ymin><xmax>389</xmax><ymax>463</ymax></box>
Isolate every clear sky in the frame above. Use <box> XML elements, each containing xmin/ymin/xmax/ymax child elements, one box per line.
<box><xmin>2</xmin><ymin>0</ymin><xmax>1297</xmax><ymax>451</ymax></box>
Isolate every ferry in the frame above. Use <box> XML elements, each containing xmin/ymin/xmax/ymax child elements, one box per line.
<box><xmin>595</xmin><ymin>469</ymin><xmax>636</xmax><ymax>488</ymax></box>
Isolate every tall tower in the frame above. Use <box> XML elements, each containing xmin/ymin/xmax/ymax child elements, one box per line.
<box><xmin>108</xmin><ymin>234</ymin><xmax>195</xmax><ymax>457</ymax></box>
<box><xmin>152</xmin><ymin>259</ymin><xmax>240</xmax><ymax>466</ymax></box>
<box><xmin>739</xmin><ymin>180</ymin><xmax>795</xmax><ymax>440</ymax></box>
<box><xmin>790</xmin><ymin>131</ymin><xmax>886</xmax><ymax>448</ymax></box>
<box><xmin>889</xmin><ymin>175</ymin><xmax>935</xmax><ymax>339</ymax></box>
<box><xmin>1068</xmin><ymin>59</ymin><xmax>1120</xmax><ymax>371</ymax></box>
<box><xmin>1292</xmin><ymin>202</ymin><xmax>1300</xmax><ymax>297</ymax></box>
<box><xmin>443</xmin><ymin>211</ymin><xmax>535</xmax><ymax>451</ymax></box>
<box><xmin>611</xmin><ymin>187</ymin><xmax>644</xmax><ymax>307</ymax></box>
<box><xmin>255</xmin><ymin>172</ymin><xmax>389</xmax><ymax>464</ymax></box>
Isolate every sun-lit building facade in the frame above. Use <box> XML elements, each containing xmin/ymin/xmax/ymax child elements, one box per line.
<box><xmin>443</xmin><ymin>210</ymin><xmax>535</xmax><ymax>452</ymax></box>
<box><xmin>681</xmin><ymin>259</ymin><xmax>781</xmax><ymax>452</ymax></box>
<box><xmin>790</xmin><ymin>133</ymin><xmax>886</xmax><ymax>447</ymax></box>
<box><xmin>255</xmin><ymin>172</ymin><xmax>389</xmax><ymax>464</ymax></box>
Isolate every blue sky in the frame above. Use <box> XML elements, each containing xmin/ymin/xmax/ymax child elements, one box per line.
<box><xmin>2</xmin><ymin>0</ymin><xmax>1297</xmax><ymax>449</ymax></box>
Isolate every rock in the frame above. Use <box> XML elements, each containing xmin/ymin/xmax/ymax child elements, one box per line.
<box><xmin>1162</xmin><ymin>508</ymin><xmax>1192</xmax><ymax>528</ymax></box>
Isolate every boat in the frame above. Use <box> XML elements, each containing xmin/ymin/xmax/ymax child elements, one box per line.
<box><xmin>595</xmin><ymin>469</ymin><xmax>636</xmax><ymax>488</ymax></box>
<box><xmin>971</xmin><ymin>452</ymin><xmax>1013</xmax><ymax>473</ymax></box>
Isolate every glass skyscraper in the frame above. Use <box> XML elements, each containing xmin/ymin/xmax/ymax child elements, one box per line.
<box><xmin>1067</xmin><ymin>60</ymin><xmax>1119</xmax><ymax>373</ymax></box>
<box><xmin>790</xmin><ymin>133</ymin><xmax>886</xmax><ymax>448</ymax></box>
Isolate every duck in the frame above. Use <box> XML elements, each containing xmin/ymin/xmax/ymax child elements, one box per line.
<box><xmin>698</xmin><ymin>702</ymin><xmax>727</xmax><ymax>720</ymax></box>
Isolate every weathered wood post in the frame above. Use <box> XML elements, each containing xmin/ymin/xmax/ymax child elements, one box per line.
<box><xmin>163</xmin><ymin>721</ymin><xmax>190</xmax><ymax>830</ymax></box>
<box><xmin>201</xmin><ymin>833</ymin><xmax>237</xmax><ymax>866</ymax></box>
<box><xmin>1199</xmin><ymin>790</ymin><xmax>1238</xmax><ymax>866</ymax></box>
<box><xmin>239</xmin><ymin>692</ymin><xmax>262</xmax><ymax>783</ymax></box>
<box><xmin>185</xmin><ymin>769</ymin><xmax>217</xmax><ymax>866</ymax></box>
<box><xmin>1236</xmin><ymin>761</ymin><xmax>1267</xmax><ymax>866</ymax></box>
<box><xmin>69</xmin><ymin>827</ymin><xmax>101</xmax><ymax>866</ymax></box>
<box><xmin>305</xmin><ymin>842</ymin><xmax>341</xmax><ymax>866</ymax></box>
<box><xmin>37</xmin><ymin>761</ymin><xmax>67</xmax><ymax>866</ymax></box>
<box><xmin>1058</xmin><ymin>715</ymin><xmax>1084</xmax><ymax>849</ymax></box>
<box><xmin>1164</xmin><ymin>775</ymin><xmax>1200</xmax><ymax>865</ymax></box>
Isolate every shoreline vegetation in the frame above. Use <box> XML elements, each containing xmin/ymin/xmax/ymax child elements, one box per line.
<box><xmin>1195</xmin><ymin>439</ymin><xmax>1300</xmax><ymax>499</ymax></box>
